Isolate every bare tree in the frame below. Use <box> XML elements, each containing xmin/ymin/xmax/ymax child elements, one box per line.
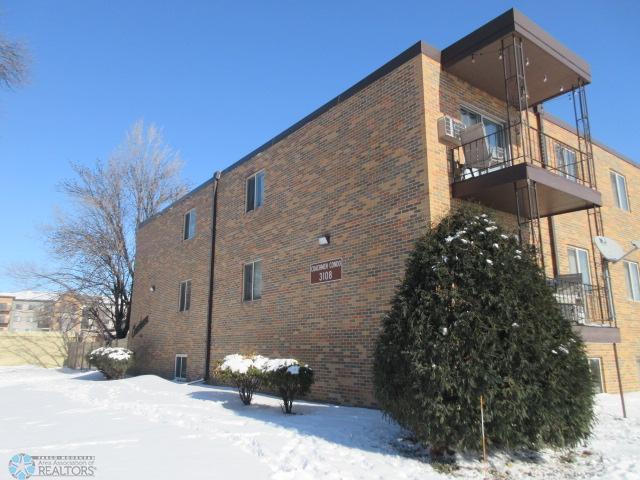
<box><xmin>0</xmin><ymin>32</ymin><xmax>29</xmax><ymax>89</ymax></box>
<box><xmin>13</xmin><ymin>121</ymin><xmax>188</xmax><ymax>339</ymax></box>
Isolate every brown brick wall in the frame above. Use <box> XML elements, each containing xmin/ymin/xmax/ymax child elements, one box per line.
<box><xmin>210</xmin><ymin>56</ymin><xmax>429</xmax><ymax>406</ymax></box>
<box><xmin>129</xmin><ymin>181</ymin><xmax>214</xmax><ymax>381</ymax></box>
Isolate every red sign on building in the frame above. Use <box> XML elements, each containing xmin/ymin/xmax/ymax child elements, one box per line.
<box><xmin>310</xmin><ymin>258</ymin><xmax>342</xmax><ymax>284</ymax></box>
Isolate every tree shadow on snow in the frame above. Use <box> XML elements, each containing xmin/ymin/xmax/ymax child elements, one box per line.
<box><xmin>187</xmin><ymin>386</ymin><xmax>404</xmax><ymax>457</ymax></box>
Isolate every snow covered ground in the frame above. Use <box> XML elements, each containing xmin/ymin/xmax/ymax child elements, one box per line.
<box><xmin>0</xmin><ymin>366</ymin><xmax>638</xmax><ymax>480</ymax></box>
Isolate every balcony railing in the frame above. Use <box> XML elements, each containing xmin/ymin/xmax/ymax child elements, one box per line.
<box><xmin>451</xmin><ymin>122</ymin><xmax>596</xmax><ymax>189</ymax></box>
<box><xmin>546</xmin><ymin>275</ymin><xmax>611</xmax><ymax>326</ymax></box>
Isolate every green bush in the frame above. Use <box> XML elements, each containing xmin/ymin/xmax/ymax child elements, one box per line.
<box><xmin>215</xmin><ymin>354</ymin><xmax>267</xmax><ymax>405</ymax></box>
<box><xmin>215</xmin><ymin>355</ymin><xmax>314</xmax><ymax>412</ymax></box>
<box><xmin>87</xmin><ymin>347</ymin><xmax>134</xmax><ymax>380</ymax></box>
<box><xmin>373</xmin><ymin>207</ymin><xmax>594</xmax><ymax>455</ymax></box>
<box><xmin>264</xmin><ymin>361</ymin><xmax>314</xmax><ymax>414</ymax></box>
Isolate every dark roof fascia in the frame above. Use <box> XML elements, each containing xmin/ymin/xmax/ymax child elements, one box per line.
<box><xmin>221</xmin><ymin>41</ymin><xmax>437</xmax><ymax>175</ymax></box>
<box><xmin>442</xmin><ymin>8</ymin><xmax>591</xmax><ymax>83</ymax></box>
<box><xmin>512</xmin><ymin>9</ymin><xmax>590</xmax><ymax>82</ymax></box>
<box><xmin>138</xmin><ymin>41</ymin><xmax>438</xmax><ymax>230</ymax></box>
<box><xmin>442</xmin><ymin>9</ymin><xmax>516</xmax><ymax>67</ymax></box>
<box><xmin>138</xmin><ymin>177</ymin><xmax>215</xmax><ymax>229</ymax></box>
<box><xmin>543</xmin><ymin>113</ymin><xmax>639</xmax><ymax>169</ymax></box>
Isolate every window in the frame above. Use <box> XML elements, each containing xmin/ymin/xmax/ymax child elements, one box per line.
<box><xmin>610</xmin><ymin>171</ymin><xmax>630</xmax><ymax>211</ymax></box>
<box><xmin>0</xmin><ymin>303</ymin><xmax>8</xmax><ymax>311</ymax></box>
<box><xmin>179</xmin><ymin>280</ymin><xmax>192</xmax><ymax>312</ymax></box>
<box><xmin>460</xmin><ymin>107</ymin><xmax>506</xmax><ymax>159</ymax></box>
<box><xmin>623</xmin><ymin>261</ymin><xmax>640</xmax><ymax>301</ymax></box>
<box><xmin>0</xmin><ymin>314</ymin><xmax>8</xmax><ymax>325</ymax></box>
<box><xmin>174</xmin><ymin>354</ymin><xmax>187</xmax><ymax>381</ymax></box>
<box><xmin>14</xmin><ymin>303</ymin><xmax>22</xmax><ymax>310</ymax></box>
<box><xmin>568</xmin><ymin>247</ymin><xmax>592</xmax><ymax>285</ymax></box>
<box><xmin>243</xmin><ymin>260</ymin><xmax>262</xmax><ymax>301</ymax></box>
<box><xmin>246</xmin><ymin>171</ymin><xmax>265</xmax><ymax>213</ymax></box>
<box><xmin>183</xmin><ymin>209</ymin><xmax>196</xmax><ymax>240</ymax></box>
<box><xmin>588</xmin><ymin>357</ymin><xmax>604</xmax><ymax>393</ymax></box>
<box><xmin>554</xmin><ymin>144</ymin><xmax>578</xmax><ymax>181</ymax></box>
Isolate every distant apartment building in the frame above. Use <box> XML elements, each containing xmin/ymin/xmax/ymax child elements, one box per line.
<box><xmin>129</xmin><ymin>9</ymin><xmax>640</xmax><ymax>406</ymax></box>
<box><xmin>0</xmin><ymin>290</ymin><xmax>110</xmax><ymax>335</ymax></box>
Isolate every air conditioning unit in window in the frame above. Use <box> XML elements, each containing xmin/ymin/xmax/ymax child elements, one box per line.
<box><xmin>437</xmin><ymin>115</ymin><xmax>465</xmax><ymax>146</ymax></box>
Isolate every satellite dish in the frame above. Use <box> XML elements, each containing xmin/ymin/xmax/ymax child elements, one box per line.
<box><xmin>593</xmin><ymin>236</ymin><xmax>625</xmax><ymax>261</ymax></box>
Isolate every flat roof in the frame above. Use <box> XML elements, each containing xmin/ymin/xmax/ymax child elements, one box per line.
<box><xmin>442</xmin><ymin>8</ymin><xmax>591</xmax><ymax>107</ymax></box>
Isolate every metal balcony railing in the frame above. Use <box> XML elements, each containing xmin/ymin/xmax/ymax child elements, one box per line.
<box><xmin>451</xmin><ymin>122</ymin><xmax>596</xmax><ymax>189</ymax></box>
<box><xmin>546</xmin><ymin>275</ymin><xmax>611</xmax><ymax>326</ymax></box>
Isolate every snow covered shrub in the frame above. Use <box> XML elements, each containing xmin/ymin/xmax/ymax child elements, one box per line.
<box><xmin>215</xmin><ymin>354</ymin><xmax>268</xmax><ymax>405</ymax></box>
<box><xmin>87</xmin><ymin>347</ymin><xmax>134</xmax><ymax>380</ymax></box>
<box><xmin>373</xmin><ymin>207</ymin><xmax>594</xmax><ymax>455</ymax></box>
<box><xmin>264</xmin><ymin>359</ymin><xmax>314</xmax><ymax>414</ymax></box>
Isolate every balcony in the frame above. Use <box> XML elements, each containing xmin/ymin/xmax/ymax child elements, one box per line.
<box><xmin>449</xmin><ymin>121</ymin><xmax>602</xmax><ymax>218</ymax></box>
<box><xmin>546</xmin><ymin>274</ymin><xmax>620</xmax><ymax>343</ymax></box>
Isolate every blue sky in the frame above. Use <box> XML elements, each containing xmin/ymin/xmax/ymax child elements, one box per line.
<box><xmin>1</xmin><ymin>0</ymin><xmax>639</xmax><ymax>291</ymax></box>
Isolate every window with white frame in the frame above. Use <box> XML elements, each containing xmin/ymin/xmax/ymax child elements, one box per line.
<box><xmin>610</xmin><ymin>170</ymin><xmax>630</xmax><ymax>211</ymax></box>
<box><xmin>623</xmin><ymin>261</ymin><xmax>640</xmax><ymax>301</ymax></box>
<box><xmin>179</xmin><ymin>280</ymin><xmax>191</xmax><ymax>312</ymax></box>
<box><xmin>174</xmin><ymin>354</ymin><xmax>187</xmax><ymax>381</ymax></box>
<box><xmin>554</xmin><ymin>144</ymin><xmax>578</xmax><ymax>181</ymax></box>
<box><xmin>183</xmin><ymin>209</ymin><xmax>196</xmax><ymax>240</ymax></box>
<box><xmin>588</xmin><ymin>357</ymin><xmax>604</xmax><ymax>393</ymax></box>
<box><xmin>246</xmin><ymin>171</ymin><xmax>265</xmax><ymax>213</ymax></box>
<box><xmin>243</xmin><ymin>260</ymin><xmax>262</xmax><ymax>301</ymax></box>
<box><xmin>568</xmin><ymin>246</ymin><xmax>592</xmax><ymax>285</ymax></box>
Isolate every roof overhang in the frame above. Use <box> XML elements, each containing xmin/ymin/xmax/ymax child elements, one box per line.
<box><xmin>451</xmin><ymin>163</ymin><xmax>602</xmax><ymax>218</ymax></box>
<box><xmin>441</xmin><ymin>9</ymin><xmax>591</xmax><ymax>107</ymax></box>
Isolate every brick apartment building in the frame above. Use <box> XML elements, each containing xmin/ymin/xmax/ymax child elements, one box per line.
<box><xmin>129</xmin><ymin>9</ymin><xmax>640</xmax><ymax>406</ymax></box>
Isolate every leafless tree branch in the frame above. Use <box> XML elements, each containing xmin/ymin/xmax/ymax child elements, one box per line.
<box><xmin>9</xmin><ymin>121</ymin><xmax>187</xmax><ymax>339</ymax></box>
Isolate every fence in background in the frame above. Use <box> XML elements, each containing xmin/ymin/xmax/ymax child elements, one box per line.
<box><xmin>0</xmin><ymin>331</ymin><xmax>128</xmax><ymax>370</ymax></box>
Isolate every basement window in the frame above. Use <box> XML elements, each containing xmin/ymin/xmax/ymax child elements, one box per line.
<box><xmin>183</xmin><ymin>209</ymin><xmax>196</xmax><ymax>240</ymax></box>
<box><xmin>243</xmin><ymin>260</ymin><xmax>262</xmax><ymax>301</ymax></box>
<box><xmin>179</xmin><ymin>280</ymin><xmax>192</xmax><ymax>312</ymax></box>
<box><xmin>623</xmin><ymin>261</ymin><xmax>640</xmax><ymax>301</ymax></box>
<box><xmin>246</xmin><ymin>171</ymin><xmax>265</xmax><ymax>213</ymax></box>
<box><xmin>175</xmin><ymin>354</ymin><xmax>187</xmax><ymax>381</ymax></box>
<box><xmin>588</xmin><ymin>357</ymin><xmax>604</xmax><ymax>393</ymax></box>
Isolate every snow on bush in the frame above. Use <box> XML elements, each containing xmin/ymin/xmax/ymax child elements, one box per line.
<box><xmin>215</xmin><ymin>354</ymin><xmax>267</xmax><ymax>405</ymax></box>
<box><xmin>215</xmin><ymin>354</ymin><xmax>314</xmax><ymax>412</ymax></box>
<box><xmin>374</xmin><ymin>206</ymin><xmax>594</xmax><ymax>455</ymax></box>
<box><xmin>87</xmin><ymin>347</ymin><xmax>134</xmax><ymax>380</ymax></box>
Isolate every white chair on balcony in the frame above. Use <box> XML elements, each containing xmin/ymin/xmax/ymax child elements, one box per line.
<box><xmin>460</xmin><ymin>123</ymin><xmax>505</xmax><ymax>175</ymax></box>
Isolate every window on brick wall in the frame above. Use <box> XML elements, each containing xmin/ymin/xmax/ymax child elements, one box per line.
<box><xmin>610</xmin><ymin>170</ymin><xmax>630</xmax><ymax>211</ymax></box>
<box><xmin>460</xmin><ymin>107</ymin><xmax>506</xmax><ymax>160</ymax></box>
<box><xmin>243</xmin><ymin>260</ymin><xmax>262</xmax><ymax>301</ymax></box>
<box><xmin>183</xmin><ymin>209</ymin><xmax>196</xmax><ymax>240</ymax></box>
<box><xmin>246</xmin><ymin>171</ymin><xmax>265</xmax><ymax>213</ymax></box>
<box><xmin>623</xmin><ymin>261</ymin><xmax>640</xmax><ymax>301</ymax></box>
<box><xmin>179</xmin><ymin>280</ymin><xmax>192</xmax><ymax>312</ymax></box>
<box><xmin>568</xmin><ymin>246</ymin><xmax>592</xmax><ymax>285</ymax></box>
<box><xmin>588</xmin><ymin>357</ymin><xmax>604</xmax><ymax>393</ymax></box>
<box><xmin>174</xmin><ymin>354</ymin><xmax>187</xmax><ymax>381</ymax></box>
<box><xmin>554</xmin><ymin>144</ymin><xmax>578</xmax><ymax>181</ymax></box>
